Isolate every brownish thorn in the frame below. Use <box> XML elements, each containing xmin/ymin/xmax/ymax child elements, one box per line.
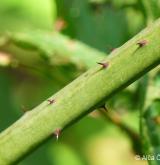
<box><xmin>54</xmin><ymin>128</ymin><xmax>61</xmax><ymax>141</ymax></box>
<box><xmin>137</xmin><ymin>40</ymin><xmax>148</xmax><ymax>47</ymax></box>
<box><xmin>111</xmin><ymin>48</ymin><xmax>116</xmax><ymax>52</ymax></box>
<box><xmin>106</xmin><ymin>44</ymin><xmax>116</xmax><ymax>53</ymax></box>
<box><xmin>97</xmin><ymin>62</ymin><xmax>109</xmax><ymax>69</ymax></box>
<box><xmin>55</xmin><ymin>17</ymin><xmax>67</xmax><ymax>31</ymax></box>
<box><xmin>47</xmin><ymin>99</ymin><xmax>55</xmax><ymax>105</ymax></box>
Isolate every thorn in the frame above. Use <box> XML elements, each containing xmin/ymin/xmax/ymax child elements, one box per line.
<box><xmin>111</xmin><ymin>48</ymin><xmax>116</xmax><ymax>52</ymax></box>
<box><xmin>54</xmin><ymin>128</ymin><xmax>61</xmax><ymax>141</ymax></box>
<box><xmin>47</xmin><ymin>99</ymin><xmax>55</xmax><ymax>105</ymax></box>
<box><xmin>97</xmin><ymin>62</ymin><xmax>109</xmax><ymax>69</ymax></box>
<box><xmin>106</xmin><ymin>44</ymin><xmax>116</xmax><ymax>53</ymax></box>
<box><xmin>137</xmin><ymin>40</ymin><xmax>148</xmax><ymax>47</ymax></box>
<box><xmin>55</xmin><ymin>17</ymin><xmax>66</xmax><ymax>31</ymax></box>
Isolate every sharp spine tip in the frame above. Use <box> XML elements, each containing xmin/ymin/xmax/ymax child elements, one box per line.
<box><xmin>97</xmin><ymin>62</ymin><xmax>109</xmax><ymax>68</ymax></box>
<box><xmin>47</xmin><ymin>99</ymin><xmax>55</xmax><ymax>105</ymax></box>
<box><xmin>137</xmin><ymin>40</ymin><xmax>147</xmax><ymax>47</ymax></box>
<box><xmin>54</xmin><ymin>129</ymin><xmax>61</xmax><ymax>141</ymax></box>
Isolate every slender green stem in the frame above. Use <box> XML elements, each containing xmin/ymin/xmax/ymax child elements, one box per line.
<box><xmin>140</xmin><ymin>68</ymin><xmax>160</xmax><ymax>165</ymax></box>
<box><xmin>0</xmin><ymin>30</ymin><xmax>106</xmax><ymax>69</ymax></box>
<box><xmin>0</xmin><ymin>19</ymin><xmax>160</xmax><ymax>165</ymax></box>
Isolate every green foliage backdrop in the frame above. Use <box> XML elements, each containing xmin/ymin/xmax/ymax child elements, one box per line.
<box><xmin>0</xmin><ymin>0</ymin><xmax>159</xmax><ymax>165</ymax></box>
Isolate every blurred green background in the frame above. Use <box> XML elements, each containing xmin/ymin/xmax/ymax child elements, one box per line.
<box><xmin>0</xmin><ymin>0</ymin><xmax>160</xmax><ymax>165</ymax></box>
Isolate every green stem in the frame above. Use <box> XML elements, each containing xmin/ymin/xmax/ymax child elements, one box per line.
<box><xmin>140</xmin><ymin>68</ymin><xmax>160</xmax><ymax>165</ymax></box>
<box><xmin>0</xmin><ymin>19</ymin><xmax>160</xmax><ymax>165</ymax></box>
<box><xmin>5</xmin><ymin>31</ymin><xmax>106</xmax><ymax>69</ymax></box>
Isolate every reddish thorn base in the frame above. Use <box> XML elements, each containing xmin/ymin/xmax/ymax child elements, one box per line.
<box><xmin>137</xmin><ymin>40</ymin><xmax>147</xmax><ymax>47</ymax></box>
<box><xmin>97</xmin><ymin>62</ymin><xmax>109</xmax><ymax>68</ymax></box>
<box><xmin>54</xmin><ymin>129</ymin><xmax>61</xmax><ymax>140</ymax></box>
<box><xmin>47</xmin><ymin>99</ymin><xmax>55</xmax><ymax>104</ymax></box>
